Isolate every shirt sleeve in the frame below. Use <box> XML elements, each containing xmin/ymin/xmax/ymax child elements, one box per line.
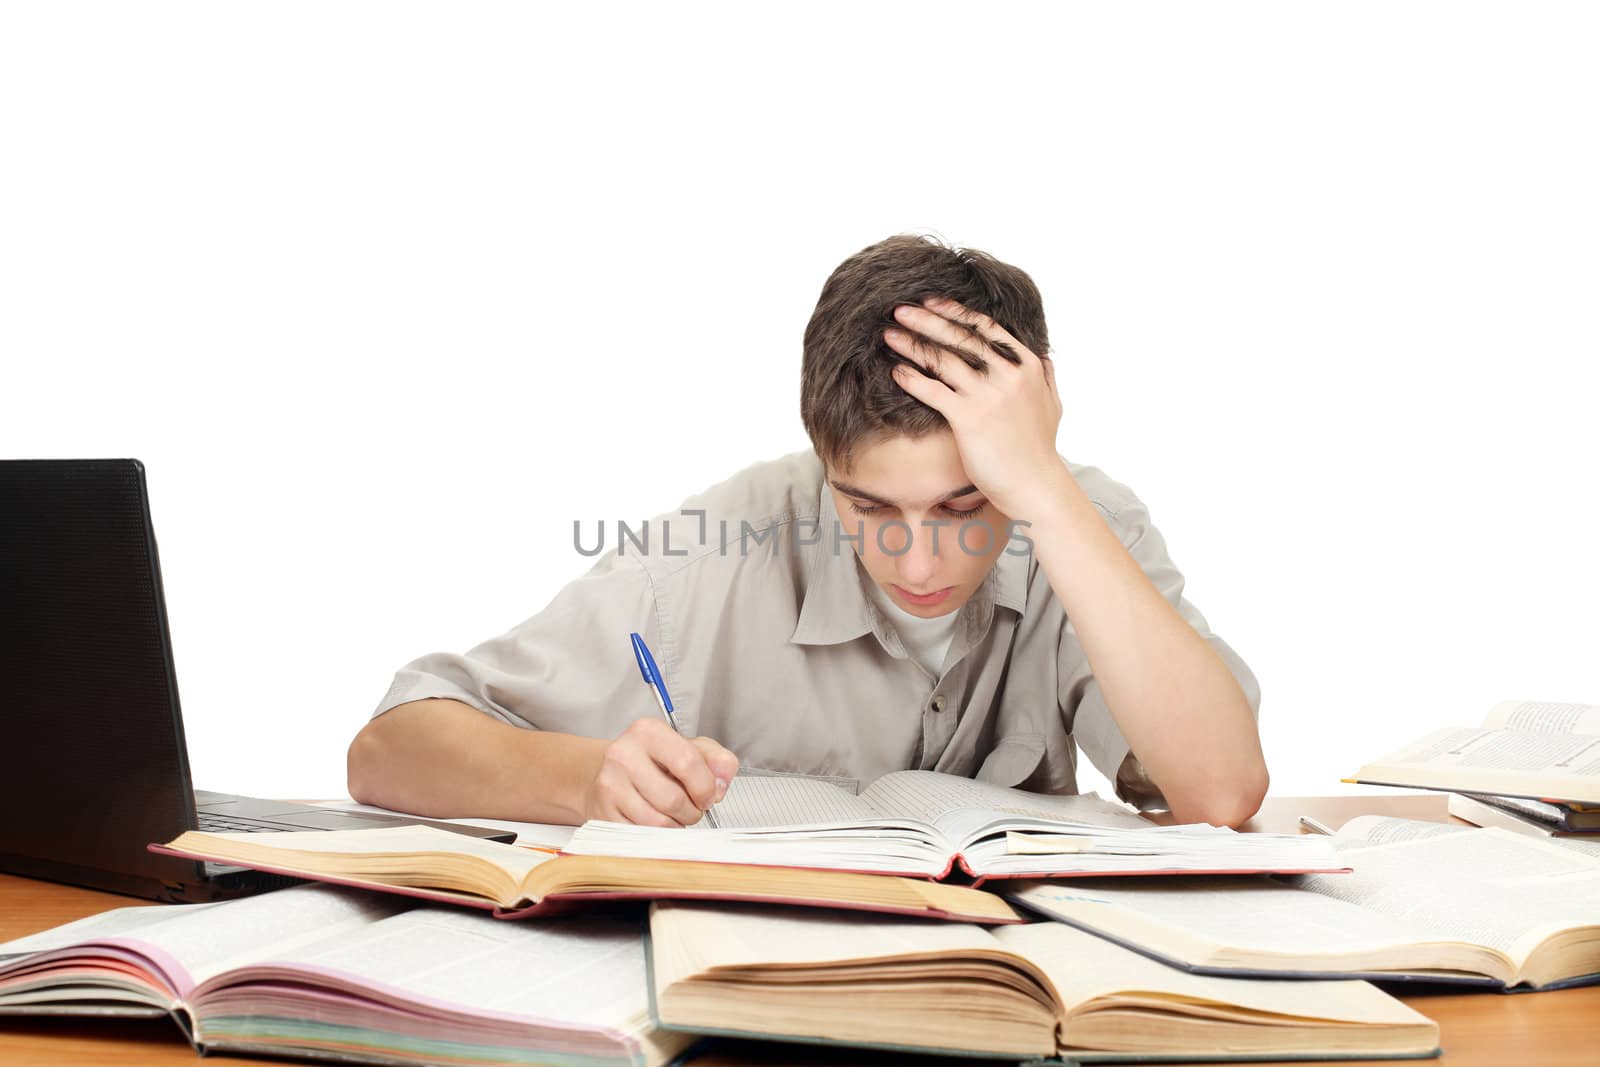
<box><xmin>371</xmin><ymin>549</ymin><xmax>665</xmax><ymax>737</ymax></box>
<box><xmin>1058</xmin><ymin>476</ymin><xmax>1263</xmax><ymax>811</ymax></box>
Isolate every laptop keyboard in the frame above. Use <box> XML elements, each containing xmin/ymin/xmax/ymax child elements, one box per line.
<box><xmin>197</xmin><ymin>813</ymin><xmax>293</xmax><ymax>833</ymax></box>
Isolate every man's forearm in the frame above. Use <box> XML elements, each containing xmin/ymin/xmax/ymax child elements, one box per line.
<box><xmin>346</xmin><ymin>698</ymin><xmax>607</xmax><ymax>824</ymax></box>
<box><xmin>1025</xmin><ymin>465</ymin><xmax>1268</xmax><ymax>826</ymax></box>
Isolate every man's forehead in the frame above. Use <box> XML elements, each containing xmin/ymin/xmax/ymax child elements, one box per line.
<box><xmin>826</xmin><ymin>471</ymin><xmax>982</xmax><ymax>506</ymax></box>
<box><xmin>825</xmin><ymin>431</ymin><xmax>980</xmax><ymax>503</ymax></box>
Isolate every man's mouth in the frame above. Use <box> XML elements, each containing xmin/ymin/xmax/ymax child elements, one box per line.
<box><xmin>893</xmin><ymin>585</ymin><xmax>953</xmax><ymax>606</ymax></box>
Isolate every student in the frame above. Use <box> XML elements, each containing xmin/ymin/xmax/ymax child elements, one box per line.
<box><xmin>347</xmin><ymin>235</ymin><xmax>1267</xmax><ymax>829</ymax></box>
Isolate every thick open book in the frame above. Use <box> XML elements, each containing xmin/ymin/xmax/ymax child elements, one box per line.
<box><xmin>564</xmin><ymin>769</ymin><xmax>1344</xmax><ymax>882</ymax></box>
<box><xmin>1008</xmin><ymin>815</ymin><xmax>1600</xmax><ymax>990</ymax></box>
<box><xmin>1349</xmin><ymin>699</ymin><xmax>1600</xmax><ymax>804</ymax></box>
<box><xmin>0</xmin><ymin>884</ymin><xmax>692</xmax><ymax>1067</ymax></box>
<box><xmin>647</xmin><ymin>900</ymin><xmax>1441</xmax><ymax>1063</ymax></box>
<box><xmin>150</xmin><ymin>824</ymin><xmax>1020</xmax><ymax>923</ymax></box>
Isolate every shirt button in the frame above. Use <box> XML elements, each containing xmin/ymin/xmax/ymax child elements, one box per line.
<box><xmin>930</xmin><ymin>694</ymin><xmax>947</xmax><ymax>713</ymax></box>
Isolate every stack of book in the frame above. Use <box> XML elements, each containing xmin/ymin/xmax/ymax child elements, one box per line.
<box><xmin>1346</xmin><ymin>699</ymin><xmax>1600</xmax><ymax>843</ymax></box>
<box><xmin>14</xmin><ymin>749</ymin><xmax>1598</xmax><ymax>1064</ymax></box>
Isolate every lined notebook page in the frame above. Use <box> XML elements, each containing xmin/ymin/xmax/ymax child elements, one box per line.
<box><xmin>693</xmin><ymin>774</ymin><xmax>878</xmax><ymax>829</ymax></box>
<box><xmin>860</xmin><ymin>770</ymin><xmax>1146</xmax><ymax>827</ymax></box>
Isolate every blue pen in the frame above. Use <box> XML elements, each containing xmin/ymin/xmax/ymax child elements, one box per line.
<box><xmin>629</xmin><ymin>632</ymin><xmax>722</xmax><ymax>829</ymax></box>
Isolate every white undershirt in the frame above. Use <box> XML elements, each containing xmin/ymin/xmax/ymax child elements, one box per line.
<box><xmin>865</xmin><ymin>579</ymin><xmax>960</xmax><ymax>679</ymax></box>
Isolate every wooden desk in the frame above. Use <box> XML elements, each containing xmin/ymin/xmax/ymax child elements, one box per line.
<box><xmin>1</xmin><ymin>796</ymin><xmax>1596</xmax><ymax>1066</ymax></box>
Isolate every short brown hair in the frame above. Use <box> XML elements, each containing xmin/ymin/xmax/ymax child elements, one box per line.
<box><xmin>800</xmin><ymin>233</ymin><xmax>1050</xmax><ymax>473</ymax></box>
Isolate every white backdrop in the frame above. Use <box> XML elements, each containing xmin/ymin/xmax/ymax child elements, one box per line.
<box><xmin>3</xmin><ymin>2</ymin><xmax>1596</xmax><ymax>805</ymax></box>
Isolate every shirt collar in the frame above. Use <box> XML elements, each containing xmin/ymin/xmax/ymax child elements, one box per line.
<box><xmin>789</xmin><ymin>475</ymin><xmax>1030</xmax><ymax>648</ymax></box>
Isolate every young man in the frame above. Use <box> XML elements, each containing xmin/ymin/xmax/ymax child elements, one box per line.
<box><xmin>347</xmin><ymin>236</ymin><xmax>1267</xmax><ymax>829</ymax></box>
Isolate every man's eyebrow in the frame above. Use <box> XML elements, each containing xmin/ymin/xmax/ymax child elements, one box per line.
<box><xmin>828</xmin><ymin>480</ymin><xmax>983</xmax><ymax>506</ymax></box>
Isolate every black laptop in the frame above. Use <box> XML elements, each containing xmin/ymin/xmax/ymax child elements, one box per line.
<box><xmin>0</xmin><ymin>458</ymin><xmax>514</xmax><ymax>903</ymax></box>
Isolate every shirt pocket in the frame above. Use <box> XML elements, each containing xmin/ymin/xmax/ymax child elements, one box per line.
<box><xmin>974</xmin><ymin>733</ymin><xmax>1046</xmax><ymax>789</ymax></box>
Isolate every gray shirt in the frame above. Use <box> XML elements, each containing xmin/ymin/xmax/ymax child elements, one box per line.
<box><xmin>372</xmin><ymin>449</ymin><xmax>1261</xmax><ymax>808</ymax></box>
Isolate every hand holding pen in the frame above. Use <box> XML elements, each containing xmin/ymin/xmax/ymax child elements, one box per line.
<box><xmin>587</xmin><ymin>632</ymin><xmax>735</xmax><ymax>829</ymax></box>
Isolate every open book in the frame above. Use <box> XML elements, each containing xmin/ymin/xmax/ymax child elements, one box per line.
<box><xmin>149</xmin><ymin>824</ymin><xmax>1020</xmax><ymax>924</ymax></box>
<box><xmin>1349</xmin><ymin>699</ymin><xmax>1600</xmax><ymax>804</ymax></box>
<box><xmin>647</xmin><ymin>900</ymin><xmax>1441</xmax><ymax>1063</ymax></box>
<box><xmin>0</xmin><ymin>884</ymin><xmax>692</xmax><ymax>1067</ymax></box>
<box><xmin>564</xmin><ymin>769</ymin><xmax>1344</xmax><ymax>882</ymax></box>
<box><xmin>1008</xmin><ymin>815</ymin><xmax>1600</xmax><ymax>990</ymax></box>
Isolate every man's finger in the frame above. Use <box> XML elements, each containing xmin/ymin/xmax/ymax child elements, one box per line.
<box><xmin>691</xmin><ymin>737</ymin><xmax>741</xmax><ymax>795</ymax></box>
<box><xmin>625</xmin><ymin>755</ymin><xmax>705</xmax><ymax>825</ymax></box>
<box><xmin>1041</xmin><ymin>354</ymin><xmax>1061</xmax><ymax>409</ymax></box>
<box><xmin>921</xmin><ymin>296</ymin><xmax>1043</xmax><ymax>373</ymax></box>
<box><xmin>889</xmin><ymin>359</ymin><xmax>957</xmax><ymax>413</ymax></box>
<box><xmin>884</xmin><ymin>322</ymin><xmax>984</xmax><ymax>392</ymax></box>
<box><xmin>610</xmin><ymin>783</ymin><xmax>684</xmax><ymax>829</ymax></box>
<box><xmin>644</xmin><ymin>729</ymin><xmax>718</xmax><ymax>808</ymax></box>
<box><xmin>892</xmin><ymin>301</ymin><xmax>1018</xmax><ymax>373</ymax></box>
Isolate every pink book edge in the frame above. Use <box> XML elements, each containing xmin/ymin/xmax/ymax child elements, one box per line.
<box><xmin>960</xmin><ymin>862</ymin><xmax>1356</xmax><ymax>886</ymax></box>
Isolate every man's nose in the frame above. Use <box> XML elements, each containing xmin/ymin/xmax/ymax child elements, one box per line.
<box><xmin>893</xmin><ymin>524</ymin><xmax>941</xmax><ymax>585</ymax></box>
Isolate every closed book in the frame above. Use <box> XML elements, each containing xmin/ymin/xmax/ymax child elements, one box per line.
<box><xmin>1450</xmin><ymin>791</ymin><xmax>1600</xmax><ymax>833</ymax></box>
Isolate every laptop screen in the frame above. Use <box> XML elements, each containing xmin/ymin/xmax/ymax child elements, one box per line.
<box><xmin>0</xmin><ymin>459</ymin><xmax>206</xmax><ymax>895</ymax></box>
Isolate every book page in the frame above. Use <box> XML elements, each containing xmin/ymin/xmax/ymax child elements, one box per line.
<box><xmin>1010</xmin><ymin>878</ymin><xmax>1452</xmax><ymax>963</ymax></box>
<box><xmin>973</xmin><ymin>827</ymin><xmax>1340</xmax><ymax>877</ymax></box>
<box><xmin>226</xmin><ymin>906</ymin><xmax>656</xmax><ymax>1035</ymax></box>
<box><xmin>688</xmin><ymin>773</ymin><xmax>878</xmax><ymax>829</ymax></box>
<box><xmin>1335</xmin><ymin>815</ymin><xmax>1472</xmax><ymax>846</ymax></box>
<box><xmin>189</xmin><ymin>824</ymin><xmax>553</xmax><ymax>881</ymax></box>
<box><xmin>564</xmin><ymin>818</ymin><xmax>953</xmax><ymax>877</ymax></box>
<box><xmin>1551</xmin><ymin>836</ymin><xmax>1600</xmax><ymax>861</ymax></box>
<box><xmin>860</xmin><ymin>770</ymin><xmax>1147</xmax><ymax>838</ymax></box>
<box><xmin>1295</xmin><ymin>823</ymin><xmax>1600</xmax><ymax>964</ymax></box>
<box><xmin>1359</xmin><ymin>727</ymin><xmax>1600</xmax><ymax>800</ymax></box>
<box><xmin>573</xmin><ymin>773</ymin><xmax>1138</xmax><ymax>875</ymax></box>
<box><xmin>310</xmin><ymin>799</ymin><xmax>577</xmax><ymax>849</ymax></box>
<box><xmin>993</xmin><ymin>922</ymin><xmax>1433</xmax><ymax>1035</ymax></box>
<box><xmin>649</xmin><ymin>901</ymin><xmax>1057</xmax><ymax>1057</ymax></box>
<box><xmin>1482</xmin><ymin>700</ymin><xmax>1600</xmax><ymax>735</ymax></box>
<box><xmin>0</xmin><ymin>885</ymin><xmax>404</xmax><ymax>996</ymax></box>
<box><xmin>651</xmin><ymin>900</ymin><xmax>1007</xmax><ymax>975</ymax></box>
<box><xmin>1378</xmin><ymin>728</ymin><xmax>1600</xmax><ymax>773</ymax></box>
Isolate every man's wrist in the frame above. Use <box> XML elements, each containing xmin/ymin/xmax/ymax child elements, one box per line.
<box><xmin>514</xmin><ymin>728</ymin><xmax>608</xmax><ymax>825</ymax></box>
<box><xmin>995</xmin><ymin>455</ymin><xmax>1074</xmax><ymax>527</ymax></box>
<box><xmin>1015</xmin><ymin>460</ymin><xmax>1098</xmax><ymax>542</ymax></box>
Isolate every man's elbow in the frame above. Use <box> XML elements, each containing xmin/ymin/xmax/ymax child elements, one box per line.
<box><xmin>1169</xmin><ymin>763</ymin><xmax>1269</xmax><ymax>829</ymax></box>
<box><xmin>346</xmin><ymin>721</ymin><xmax>390</xmax><ymax>806</ymax></box>
<box><xmin>1215</xmin><ymin>764</ymin><xmax>1269</xmax><ymax>828</ymax></box>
